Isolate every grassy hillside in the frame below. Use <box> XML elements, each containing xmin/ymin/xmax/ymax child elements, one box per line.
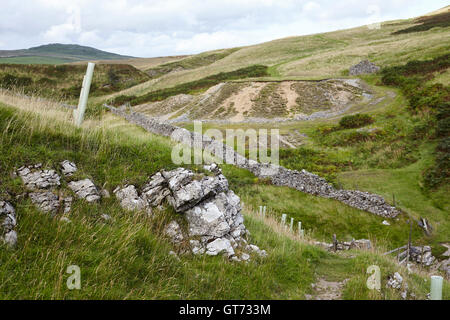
<box><xmin>0</xmin><ymin>44</ymin><xmax>132</xmax><ymax>65</ymax></box>
<box><xmin>70</xmin><ymin>56</ymin><xmax>189</xmax><ymax>71</ymax></box>
<box><xmin>0</xmin><ymin>92</ymin><xmax>448</xmax><ymax>299</ymax></box>
<box><xmin>102</xmin><ymin>10</ymin><xmax>448</xmax><ymax>102</ymax></box>
<box><xmin>0</xmin><ymin>8</ymin><xmax>448</xmax><ymax>300</ymax></box>
<box><xmin>0</xmin><ymin>63</ymin><xmax>150</xmax><ymax>100</ymax></box>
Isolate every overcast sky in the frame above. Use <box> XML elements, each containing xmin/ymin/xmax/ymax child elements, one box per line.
<box><xmin>0</xmin><ymin>0</ymin><xmax>447</xmax><ymax>57</ymax></box>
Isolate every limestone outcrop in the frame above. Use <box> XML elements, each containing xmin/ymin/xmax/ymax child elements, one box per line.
<box><xmin>113</xmin><ymin>166</ymin><xmax>265</xmax><ymax>261</ymax></box>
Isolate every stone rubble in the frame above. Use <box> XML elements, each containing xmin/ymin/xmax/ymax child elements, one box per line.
<box><xmin>0</xmin><ymin>200</ymin><xmax>17</xmax><ymax>247</ymax></box>
<box><xmin>29</xmin><ymin>191</ymin><xmax>60</xmax><ymax>214</ymax></box>
<box><xmin>100</xmin><ymin>189</ymin><xmax>111</xmax><ymax>198</ymax></box>
<box><xmin>386</xmin><ymin>272</ymin><xmax>409</xmax><ymax>299</ymax></box>
<box><xmin>113</xmin><ymin>167</ymin><xmax>264</xmax><ymax>260</ymax></box>
<box><xmin>17</xmin><ymin>165</ymin><xmax>61</xmax><ymax>190</ymax></box>
<box><xmin>164</xmin><ymin>221</ymin><xmax>184</xmax><ymax>243</ymax></box>
<box><xmin>63</xmin><ymin>197</ymin><xmax>73</xmax><ymax>214</ymax></box>
<box><xmin>409</xmin><ymin>246</ymin><xmax>436</xmax><ymax>266</ymax></box>
<box><xmin>60</xmin><ymin>217</ymin><xmax>72</xmax><ymax>223</ymax></box>
<box><xmin>60</xmin><ymin>160</ymin><xmax>77</xmax><ymax>177</ymax></box>
<box><xmin>113</xmin><ymin>185</ymin><xmax>148</xmax><ymax>212</ymax></box>
<box><xmin>386</xmin><ymin>272</ymin><xmax>403</xmax><ymax>290</ymax></box>
<box><xmin>349</xmin><ymin>60</ymin><xmax>380</xmax><ymax>76</ymax></box>
<box><xmin>101</xmin><ymin>214</ymin><xmax>112</xmax><ymax>221</ymax></box>
<box><xmin>314</xmin><ymin>239</ymin><xmax>372</xmax><ymax>251</ymax></box>
<box><xmin>68</xmin><ymin>179</ymin><xmax>101</xmax><ymax>203</ymax></box>
<box><xmin>206</xmin><ymin>238</ymin><xmax>235</xmax><ymax>256</ymax></box>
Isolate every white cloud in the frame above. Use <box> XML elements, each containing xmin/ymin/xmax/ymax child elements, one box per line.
<box><xmin>0</xmin><ymin>0</ymin><xmax>448</xmax><ymax>56</ymax></box>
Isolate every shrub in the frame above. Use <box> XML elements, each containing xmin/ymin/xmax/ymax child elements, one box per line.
<box><xmin>339</xmin><ymin>114</ymin><xmax>374</xmax><ymax>129</ymax></box>
<box><xmin>381</xmin><ymin>54</ymin><xmax>450</xmax><ymax>189</ymax></box>
<box><xmin>0</xmin><ymin>74</ymin><xmax>33</xmax><ymax>88</ymax></box>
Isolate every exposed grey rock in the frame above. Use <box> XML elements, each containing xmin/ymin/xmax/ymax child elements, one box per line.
<box><xmin>168</xmin><ymin>174</ymin><xmax>228</xmax><ymax>213</ymax></box>
<box><xmin>60</xmin><ymin>160</ymin><xmax>77</xmax><ymax>177</ymax></box>
<box><xmin>1</xmin><ymin>201</ymin><xmax>17</xmax><ymax>247</ymax></box>
<box><xmin>100</xmin><ymin>189</ymin><xmax>111</xmax><ymax>198</ymax></box>
<box><xmin>353</xmin><ymin>239</ymin><xmax>372</xmax><ymax>250</ymax></box>
<box><xmin>162</xmin><ymin>168</ymin><xmax>193</xmax><ymax>191</ymax></box>
<box><xmin>100</xmin><ymin>166</ymin><xmax>262</xmax><ymax>258</ymax></box>
<box><xmin>17</xmin><ymin>166</ymin><xmax>61</xmax><ymax>190</ymax></box>
<box><xmin>168</xmin><ymin>250</ymin><xmax>179</xmax><ymax>260</ymax></box>
<box><xmin>142</xmin><ymin>185</ymin><xmax>170</xmax><ymax>207</ymax></box>
<box><xmin>29</xmin><ymin>191</ymin><xmax>60</xmax><ymax>214</ymax></box>
<box><xmin>164</xmin><ymin>221</ymin><xmax>184</xmax><ymax>243</ymax></box>
<box><xmin>186</xmin><ymin>198</ymin><xmax>230</xmax><ymax>238</ymax></box>
<box><xmin>60</xmin><ymin>217</ymin><xmax>72</xmax><ymax>223</ymax></box>
<box><xmin>240</xmin><ymin>253</ymin><xmax>250</xmax><ymax>261</ymax></box>
<box><xmin>63</xmin><ymin>197</ymin><xmax>73</xmax><ymax>214</ymax></box>
<box><xmin>190</xmin><ymin>240</ymin><xmax>205</xmax><ymax>255</ymax></box>
<box><xmin>245</xmin><ymin>244</ymin><xmax>267</xmax><ymax>257</ymax></box>
<box><xmin>314</xmin><ymin>238</ymin><xmax>371</xmax><ymax>251</ymax></box>
<box><xmin>349</xmin><ymin>60</ymin><xmax>380</xmax><ymax>76</ymax></box>
<box><xmin>401</xmin><ymin>290</ymin><xmax>408</xmax><ymax>300</ymax></box>
<box><xmin>0</xmin><ymin>200</ymin><xmax>16</xmax><ymax>232</ymax></box>
<box><xmin>203</xmin><ymin>163</ymin><xmax>221</xmax><ymax>175</ymax></box>
<box><xmin>258</xmin><ymin>249</ymin><xmax>268</xmax><ymax>258</ymax></box>
<box><xmin>206</xmin><ymin>238</ymin><xmax>235</xmax><ymax>256</ymax></box>
<box><xmin>387</xmin><ymin>272</ymin><xmax>403</xmax><ymax>290</ymax></box>
<box><xmin>184</xmin><ymin>189</ymin><xmax>243</xmax><ymax>240</ymax></box>
<box><xmin>113</xmin><ymin>185</ymin><xmax>148</xmax><ymax>212</ymax></box>
<box><xmin>409</xmin><ymin>246</ymin><xmax>436</xmax><ymax>266</ymax></box>
<box><xmin>101</xmin><ymin>214</ymin><xmax>112</xmax><ymax>221</ymax></box>
<box><xmin>3</xmin><ymin>230</ymin><xmax>17</xmax><ymax>247</ymax></box>
<box><xmin>144</xmin><ymin>172</ymin><xmax>166</xmax><ymax>190</ymax></box>
<box><xmin>438</xmin><ymin>259</ymin><xmax>450</xmax><ymax>279</ymax></box>
<box><xmin>68</xmin><ymin>179</ymin><xmax>100</xmax><ymax>202</ymax></box>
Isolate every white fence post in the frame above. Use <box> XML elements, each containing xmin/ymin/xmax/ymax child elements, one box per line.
<box><xmin>74</xmin><ymin>62</ymin><xmax>95</xmax><ymax>127</ymax></box>
<box><xmin>281</xmin><ymin>214</ymin><xmax>286</xmax><ymax>226</ymax></box>
<box><xmin>263</xmin><ymin>206</ymin><xmax>266</xmax><ymax>218</ymax></box>
<box><xmin>290</xmin><ymin>218</ymin><xmax>294</xmax><ymax>231</ymax></box>
<box><xmin>298</xmin><ymin>221</ymin><xmax>304</xmax><ymax>237</ymax></box>
<box><xmin>430</xmin><ymin>275</ymin><xmax>443</xmax><ymax>300</ymax></box>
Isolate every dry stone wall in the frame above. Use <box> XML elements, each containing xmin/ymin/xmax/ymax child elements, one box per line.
<box><xmin>105</xmin><ymin>105</ymin><xmax>399</xmax><ymax>218</ymax></box>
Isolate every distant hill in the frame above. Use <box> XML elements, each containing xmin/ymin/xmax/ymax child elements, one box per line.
<box><xmin>0</xmin><ymin>43</ymin><xmax>133</xmax><ymax>65</ymax></box>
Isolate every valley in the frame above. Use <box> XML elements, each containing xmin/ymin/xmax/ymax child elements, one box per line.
<box><xmin>0</xmin><ymin>6</ymin><xmax>449</xmax><ymax>300</ymax></box>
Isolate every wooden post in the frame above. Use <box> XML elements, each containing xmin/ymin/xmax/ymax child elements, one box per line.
<box><xmin>290</xmin><ymin>218</ymin><xmax>294</xmax><ymax>231</ymax></box>
<box><xmin>263</xmin><ymin>206</ymin><xmax>266</xmax><ymax>218</ymax></box>
<box><xmin>74</xmin><ymin>62</ymin><xmax>95</xmax><ymax>127</ymax></box>
<box><xmin>332</xmin><ymin>234</ymin><xmax>338</xmax><ymax>252</ymax></box>
<box><xmin>259</xmin><ymin>206</ymin><xmax>262</xmax><ymax>216</ymax></box>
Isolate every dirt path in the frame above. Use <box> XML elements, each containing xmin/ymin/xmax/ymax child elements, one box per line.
<box><xmin>306</xmin><ymin>278</ymin><xmax>349</xmax><ymax>300</ymax></box>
